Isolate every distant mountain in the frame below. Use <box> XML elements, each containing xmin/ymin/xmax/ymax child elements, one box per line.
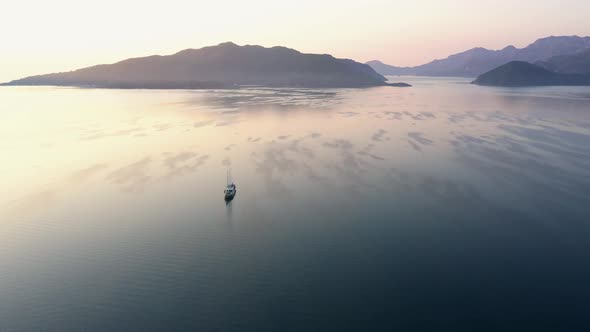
<box><xmin>516</xmin><ymin>36</ymin><xmax>590</xmax><ymax>63</ymax></box>
<box><xmin>3</xmin><ymin>42</ymin><xmax>403</xmax><ymax>89</ymax></box>
<box><xmin>368</xmin><ymin>36</ymin><xmax>590</xmax><ymax>78</ymax></box>
<box><xmin>472</xmin><ymin>61</ymin><xmax>590</xmax><ymax>87</ymax></box>
<box><xmin>364</xmin><ymin>60</ymin><xmax>413</xmax><ymax>76</ymax></box>
<box><xmin>536</xmin><ymin>48</ymin><xmax>590</xmax><ymax>74</ymax></box>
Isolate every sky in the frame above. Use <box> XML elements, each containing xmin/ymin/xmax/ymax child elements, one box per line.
<box><xmin>1</xmin><ymin>0</ymin><xmax>590</xmax><ymax>82</ymax></box>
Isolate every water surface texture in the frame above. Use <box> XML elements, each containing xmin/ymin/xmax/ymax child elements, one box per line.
<box><xmin>1</xmin><ymin>77</ymin><xmax>590</xmax><ymax>331</ymax></box>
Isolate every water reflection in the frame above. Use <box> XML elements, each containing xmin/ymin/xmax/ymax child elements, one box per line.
<box><xmin>1</xmin><ymin>79</ymin><xmax>590</xmax><ymax>331</ymax></box>
<box><xmin>162</xmin><ymin>152</ymin><xmax>209</xmax><ymax>180</ymax></box>
<box><xmin>180</xmin><ymin>87</ymin><xmax>343</xmax><ymax>112</ymax></box>
<box><xmin>225</xmin><ymin>200</ymin><xmax>233</xmax><ymax>230</ymax></box>
<box><xmin>105</xmin><ymin>157</ymin><xmax>152</xmax><ymax>192</ymax></box>
<box><xmin>68</xmin><ymin>163</ymin><xmax>109</xmax><ymax>184</ymax></box>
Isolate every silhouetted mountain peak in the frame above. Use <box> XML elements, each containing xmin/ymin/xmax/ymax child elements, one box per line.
<box><xmin>528</xmin><ymin>35</ymin><xmax>590</xmax><ymax>47</ymax></box>
<box><xmin>217</xmin><ymin>41</ymin><xmax>239</xmax><ymax>47</ymax></box>
<box><xmin>5</xmin><ymin>43</ymin><xmax>394</xmax><ymax>89</ymax></box>
<box><xmin>447</xmin><ymin>47</ymin><xmax>492</xmax><ymax>59</ymax></box>
<box><xmin>368</xmin><ymin>35</ymin><xmax>590</xmax><ymax>78</ymax></box>
<box><xmin>467</xmin><ymin>47</ymin><xmax>489</xmax><ymax>53</ymax></box>
<box><xmin>473</xmin><ymin>60</ymin><xmax>590</xmax><ymax>87</ymax></box>
<box><xmin>473</xmin><ymin>61</ymin><xmax>557</xmax><ymax>86</ymax></box>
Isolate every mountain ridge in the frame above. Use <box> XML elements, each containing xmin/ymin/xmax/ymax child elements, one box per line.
<box><xmin>536</xmin><ymin>47</ymin><xmax>590</xmax><ymax>74</ymax></box>
<box><xmin>368</xmin><ymin>36</ymin><xmax>590</xmax><ymax>78</ymax></box>
<box><xmin>4</xmin><ymin>42</ymin><xmax>409</xmax><ymax>89</ymax></box>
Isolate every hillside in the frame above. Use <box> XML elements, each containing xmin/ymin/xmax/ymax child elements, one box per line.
<box><xmin>472</xmin><ymin>61</ymin><xmax>590</xmax><ymax>87</ymax></box>
<box><xmin>368</xmin><ymin>36</ymin><xmax>590</xmax><ymax>77</ymax></box>
<box><xmin>537</xmin><ymin>48</ymin><xmax>590</xmax><ymax>74</ymax></box>
<box><xmin>3</xmin><ymin>42</ymin><xmax>396</xmax><ymax>89</ymax></box>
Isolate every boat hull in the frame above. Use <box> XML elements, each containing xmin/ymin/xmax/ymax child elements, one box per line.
<box><xmin>224</xmin><ymin>189</ymin><xmax>236</xmax><ymax>202</ymax></box>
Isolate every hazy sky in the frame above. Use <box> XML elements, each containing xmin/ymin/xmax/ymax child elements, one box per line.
<box><xmin>2</xmin><ymin>0</ymin><xmax>589</xmax><ymax>82</ymax></box>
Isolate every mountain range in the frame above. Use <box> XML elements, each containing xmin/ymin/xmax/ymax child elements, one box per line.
<box><xmin>3</xmin><ymin>43</ymin><xmax>410</xmax><ymax>89</ymax></box>
<box><xmin>368</xmin><ymin>36</ymin><xmax>590</xmax><ymax>78</ymax></box>
<box><xmin>536</xmin><ymin>48</ymin><xmax>590</xmax><ymax>74</ymax></box>
<box><xmin>5</xmin><ymin>36</ymin><xmax>588</xmax><ymax>89</ymax></box>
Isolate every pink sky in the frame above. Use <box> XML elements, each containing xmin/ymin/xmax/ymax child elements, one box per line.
<box><xmin>1</xmin><ymin>0</ymin><xmax>589</xmax><ymax>82</ymax></box>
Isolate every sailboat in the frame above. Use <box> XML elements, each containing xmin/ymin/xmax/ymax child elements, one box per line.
<box><xmin>224</xmin><ymin>169</ymin><xmax>237</xmax><ymax>201</ymax></box>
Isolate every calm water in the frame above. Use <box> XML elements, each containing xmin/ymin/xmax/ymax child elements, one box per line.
<box><xmin>1</xmin><ymin>77</ymin><xmax>590</xmax><ymax>331</ymax></box>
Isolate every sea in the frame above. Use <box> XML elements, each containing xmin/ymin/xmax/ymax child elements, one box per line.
<box><xmin>1</xmin><ymin>77</ymin><xmax>589</xmax><ymax>331</ymax></box>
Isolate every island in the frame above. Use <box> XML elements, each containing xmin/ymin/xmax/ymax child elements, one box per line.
<box><xmin>472</xmin><ymin>61</ymin><xmax>590</xmax><ymax>87</ymax></box>
<box><xmin>1</xmin><ymin>42</ymin><xmax>411</xmax><ymax>89</ymax></box>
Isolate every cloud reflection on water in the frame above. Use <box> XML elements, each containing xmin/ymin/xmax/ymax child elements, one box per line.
<box><xmin>3</xmin><ymin>81</ymin><xmax>590</xmax><ymax>223</ymax></box>
<box><xmin>2</xmin><ymin>80</ymin><xmax>590</xmax><ymax>332</ymax></box>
